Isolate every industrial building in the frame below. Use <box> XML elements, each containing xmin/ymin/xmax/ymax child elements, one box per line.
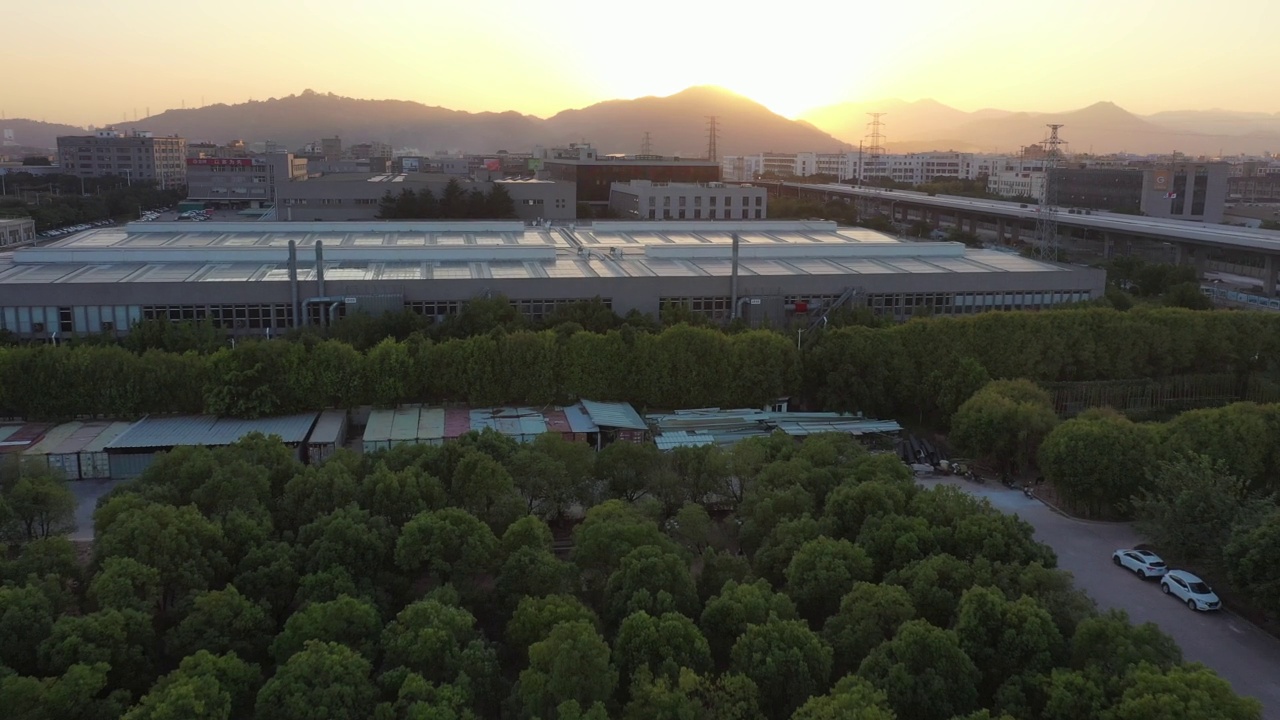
<box><xmin>274</xmin><ymin>174</ymin><xmax>575</xmax><ymax>222</ymax></box>
<box><xmin>540</xmin><ymin>143</ymin><xmax>721</xmax><ymax>206</ymax></box>
<box><xmin>1</xmin><ymin>218</ymin><xmax>36</xmax><ymax>247</ymax></box>
<box><xmin>361</xmin><ymin>400</ymin><xmax>643</xmax><ymax>452</ymax></box>
<box><xmin>104</xmin><ymin>413</ymin><xmax>320</xmax><ymax>478</ymax></box>
<box><xmin>185</xmin><ymin>154</ymin><xmax>308</xmax><ymax>209</ymax></box>
<box><xmin>609</xmin><ymin>180</ymin><xmax>768</xmax><ymax>221</ymax></box>
<box><xmin>648</xmin><ymin>408</ymin><xmax>902</xmax><ymax>450</ymax></box>
<box><xmin>1140</xmin><ymin>163</ymin><xmax>1229</xmax><ymax>223</ymax></box>
<box><xmin>57</xmin><ymin>128</ymin><xmax>187</xmax><ymax>190</ymax></box>
<box><xmin>0</xmin><ymin>219</ymin><xmax>1105</xmax><ymax>338</ymax></box>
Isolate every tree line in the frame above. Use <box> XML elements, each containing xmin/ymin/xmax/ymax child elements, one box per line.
<box><xmin>0</xmin><ymin>174</ymin><xmax>185</xmax><ymax>231</ymax></box>
<box><xmin>1</xmin><ymin>430</ymin><xmax>1260</xmax><ymax>719</ymax></box>
<box><xmin>376</xmin><ymin>180</ymin><xmax>516</xmax><ymax>220</ymax></box>
<box><xmin>2</xmin><ymin>306</ymin><xmax>1278</xmax><ymax>422</ymax></box>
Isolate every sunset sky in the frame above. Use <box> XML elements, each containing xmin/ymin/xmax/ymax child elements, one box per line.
<box><xmin>6</xmin><ymin>0</ymin><xmax>1278</xmax><ymax>126</ymax></box>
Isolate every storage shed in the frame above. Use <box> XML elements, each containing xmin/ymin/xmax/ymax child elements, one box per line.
<box><xmin>306</xmin><ymin>410</ymin><xmax>349</xmax><ymax>465</ymax></box>
<box><xmin>443</xmin><ymin>407</ymin><xmax>472</xmax><ymax>441</ymax></box>
<box><xmin>362</xmin><ymin>405</ymin><xmax>446</xmax><ymax>453</ymax></box>
<box><xmin>27</xmin><ymin>421</ymin><xmax>129</xmax><ymax>480</ymax></box>
<box><xmin>78</xmin><ymin>422</ymin><xmax>133</xmax><ymax>479</ymax></box>
<box><xmin>105</xmin><ymin>413</ymin><xmax>319</xmax><ymax>479</ymax></box>
<box><xmin>23</xmin><ymin>423</ymin><xmax>84</xmax><ymax>478</ymax></box>
<box><xmin>470</xmin><ymin>407</ymin><xmax>548</xmax><ymax>444</ymax></box>
<box><xmin>0</xmin><ymin>423</ymin><xmax>51</xmax><ymax>457</ymax></box>
<box><xmin>544</xmin><ymin>405</ymin><xmax>598</xmax><ymax>445</ymax></box>
<box><xmin>579</xmin><ymin>399</ymin><xmax>647</xmax><ymax>445</ymax></box>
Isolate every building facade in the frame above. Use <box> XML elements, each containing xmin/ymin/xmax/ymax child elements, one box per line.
<box><xmin>0</xmin><ymin>220</ymin><xmax>1105</xmax><ymax>340</ymax></box>
<box><xmin>725</xmin><ymin>151</ymin><xmax>990</xmax><ymax>185</ymax></box>
<box><xmin>0</xmin><ymin>218</ymin><xmax>36</xmax><ymax>247</ymax></box>
<box><xmin>1228</xmin><ymin>175</ymin><xmax>1280</xmax><ymax>203</ymax></box>
<box><xmin>1140</xmin><ymin>163</ymin><xmax>1229</xmax><ymax>223</ymax></box>
<box><xmin>987</xmin><ymin>158</ymin><xmax>1050</xmax><ymax>199</ymax></box>
<box><xmin>275</xmin><ymin>174</ymin><xmax>575</xmax><ymax>222</ymax></box>
<box><xmin>57</xmin><ymin>128</ymin><xmax>187</xmax><ymax>189</ymax></box>
<box><xmin>608</xmin><ymin>180</ymin><xmax>768</xmax><ymax>220</ymax></box>
<box><xmin>1049</xmin><ymin>167</ymin><xmax>1143</xmax><ymax>213</ymax></box>
<box><xmin>541</xmin><ymin>144</ymin><xmax>721</xmax><ymax>205</ymax></box>
<box><xmin>185</xmin><ymin>154</ymin><xmax>308</xmax><ymax>209</ymax></box>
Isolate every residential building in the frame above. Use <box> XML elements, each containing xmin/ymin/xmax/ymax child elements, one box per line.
<box><xmin>608</xmin><ymin>180</ymin><xmax>767</xmax><ymax>220</ymax></box>
<box><xmin>0</xmin><ymin>218</ymin><xmax>36</xmax><ymax>247</ymax></box>
<box><xmin>321</xmin><ymin>137</ymin><xmax>342</xmax><ymax>162</ymax></box>
<box><xmin>540</xmin><ymin>143</ymin><xmax>720</xmax><ymax>206</ymax></box>
<box><xmin>0</xmin><ymin>220</ymin><xmax>1105</xmax><ymax>340</ymax></box>
<box><xmin>57</xmin><ymin>128</ymin><xmax>187</xmax><ymax>189</ymax></box>
<box><xmin>1140</xmin><ymin>163</ymin><xmax>1229</xmax><ymax>223</ymax></box>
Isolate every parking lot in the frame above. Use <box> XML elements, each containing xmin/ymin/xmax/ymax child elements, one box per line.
<box><xmin>920</xmin><ymin>475</ymin><xmax>1280</xmax><ymax>719</ymax></box>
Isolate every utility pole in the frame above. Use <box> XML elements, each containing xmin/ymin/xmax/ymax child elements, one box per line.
<box><xmin>1033</xmin><ymin>124</ymin><xmax>1067</xmax><ymax>261</ymax></box>
<box><xmin>705</xmin><ymin>116</ymin><xmax>720</xmax><ymax>163</ymax></box>
<box><xmin>641</xmin><ymin>131</ymin><xmax>652</xmax><ymax>156</ymax></box>
<box><xmin>865</xmin><ymin>113</ymin><xmax>887</xmax><ymax>182</ymax></box>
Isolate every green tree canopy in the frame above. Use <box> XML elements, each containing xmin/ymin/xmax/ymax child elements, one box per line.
<box><xmin>784</xmin><ymin>536</ymin><xmax>874</xmax><ymax>626</ymax></box>
<box><xmin>254</xmin><ymin>640</ymin><xmax>378</xmax><ymax>720</ymax></box>
<box><xmin>856</xmin><ymin>619</ymin><xmax>980</xmax><ymax>720</ymax></box>
<box><xmin>821</xmin><ymin>582</ymin><xmax>916</xmax><ymax>680</ymax></box>
<box><xmin>729</xmin><ymin>618</ymin><xmax>832</xmax><ymax>720</ymax></box>
<box><xmin>612</xmin><ymin>610</ymin><xmax>711</xmax><ymax>695</ymax></box>
<box><xmin>518</xmin><ymin>621</ymin><xmax>616</xmax><ymax>720</ymax></box>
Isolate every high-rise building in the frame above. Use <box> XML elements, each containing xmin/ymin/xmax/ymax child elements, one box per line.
<box><xmin>57</xmin><ymin>128</ymin><xmax>187</xmax><ymax>189</ymax></box>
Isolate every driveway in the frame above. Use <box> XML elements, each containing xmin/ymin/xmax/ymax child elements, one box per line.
<box><xmin>68</xmin><ymin>478</ymin><xmax>125</xmax><ymax>541</ymax></box>
<box><xmin>918</xmin><ymin>475</ymin><xmax>1280</xmax><ymax>719</ymax></box>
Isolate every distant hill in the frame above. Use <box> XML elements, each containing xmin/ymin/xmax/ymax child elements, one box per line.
<box><xmin>804</xmin><ymin>100</ymin><xmax>1280</xmax><ymax>155</ymax></box>
<box><xmin>90</xmin><ymin>87</ymin><xmax>843</xmax><ymax>158</ymax></box>
<box><xmin>0</xmin><ymin>118</ymin><xmax>88</xmax><ymax>151</ymax></box>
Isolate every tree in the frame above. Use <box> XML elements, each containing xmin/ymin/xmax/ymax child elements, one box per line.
<box><xmin>254</xmin><ymin>641</ymin><xmax>378</xmax><ymax>720</ymax></box>
<box><xmin>1132</xmin><ymin>455</ymin><xmax>1270</xmax><ymax>565</ymax></box>
<box><xmin>518</xmin><ymin>621</ymin><xmax>616</xmax><ymax>720</ymax></box>
<box><xmin>496</xmin><ymin>546</ymin><xmax>574</xmax><ymax>612</ymax></box>
<box><xmin>271</xmin><ymin>594</ymin><xmax>381</xmax><ymax>664</ymax></box>
<box><xmin>122</xmin><ymin>673</ymin><xmax>231</xmax><ymax>720</ymax></box>
<box><xmin>949</xmin><ymin>379</ymin><xmax>1059</xmax><ymax>474</ymax></box>
<box><xmin>883</xmin><ymin>553</ymin><xmax>988</xmax><ymax>629</ymax></box>
<box><xmin>506</xmin><ymin>594</ymin><xmax>600</xmax><ymax>660</ymax></box>
<box><xmin>698</xmin><ymin>578</ymin><xmax>797</xmax><ymax>669</ymax></box>
<box><xmin>448</xmin><ymin>451</ymin><xmax>525</xmax><ymax>532</ymax></box>
<box><xmin>822</xmin><ymin>480</ymin><xmax>911</xmax><ymax>542</ymax></box>
<box><xmin>295</xmin><ymin>504</ymin><xmax>394</xmax><ymax>589</ymax></box>
<box><xmin>622</xmin><ymin>668</ymin><xmax>762</xmax><ymax>720</ymax></box>
<box><xmin>595</xmin><ymin>442</ymin><xmax>663</xmax><ymax>502</ymax></box>
<box><xmin>1038</xmin><ymin>410</ymin><xmax>1158</xmax><ymax>518</ymax></box>
<box><xmin>149</xmin><ymin>650</ymin><xmax>262</xmax><ymax>720</ymax></box>
<box><xmin>506</xmin><ymin>434</ymin><xmax>594</xmax><ymax>520</ymax></box>
<box><xmin>1068</xmin><ymin>610</ymin><xmax>1181</xmax><ymax>693</ymax></box>
<box><xmin>571</xmin><ymin>500</ymin><xmax>679</xmax><ymax>583</ymax></box>
<box><xmin>665</xmin><ymin>503</ymin><xmax>715</xmax><ymax>553</ymax></box>
<box><xmin>952</xmin><ymin>586</ymin><xmax>1064</xmax><ymax>704</ymax></box>
<box><xmin>1223</xmin><ymin>508</ymin><xmax>1280</xmax><ymax>620</ymax></box>
<box><xmin>602</xmin><ymin>546</ymin><xmax>699</xmax><ymax>630</ymax></box>
<box><xmin>395</xmin><ymin>508</ymin><xmax>499</xmax><ymax>585</ymax></box>
<box><xmin>165</xmin><ymin>585</ymin><xmax>274</xmax><ymax>664</ymax></box>
<box><xmin>822</xmin><ymin>582</ymin><xmax>916</xmax><ymax>680</ymax></box>
<box><xmin>232</xmin><ymin>541</ymin><xmax>301</xmax><ymax>621</ymax></box>
<box><xmin>0</xmin><ymin>583</ymin><xmax>55</xmax><ymax>676</ymax></box>
<box><xmin>22</xmin><ymin>156</ymin><xmax>53</xmax><ymax>166</ymax></box>
<box><xmin>790</xmin><ymin>675</ymin><xmax>896</xmax><ymax>720</ymax></box>
<box><xmin>359</xmin><ymin>463</ymin><xmax>445</xmax><ymax>529</ymax></box>
<box><xmin>729</xmin><ymin>618</ymin><xmax>832</xmax><ymax>720</ymax></box>
<box><xmin>277</xmin><ymin>462</ymin><xmax>362</xmax><ymax>531</ymax></box>
<box><xmin>94</xmin><ymin>501</ymin><xmax>227</xmax><ymax>613</ymax></box>
<box><xmin>784</xmin><ymin>537</ymin><xmax>874</xmax><ymax>626</ymax></box>
<box><xmin>855</xmin><ymin>513</ymin><xmax>940</xmax><ymax>579</ymax></box>
<box><xmin>695</xmin><ymin>547</ymin><xmax>752</xmax><ymax>604</ymax></box>
<box><xmin>500</xmin><ymin>515</ymin><xmax>555</xmax><ymax>556</ymax></box>
<box><xmin>612</xmin><ymin>610</ymin><xmax>711</xmax><ymax>696</ymax></box>
<box><xmin>1</xmin><ymin>661</ymin><xmax>131</xmax><ymax>720</ymax></box>
<box><xmin>1105</xmin><ymin>662</ymin><xmax>1263</xmax><ymax>720</ymax></box>
<box><xmin>1040</xmin><ymin>669</ymin><xmax>1107</xmax><ymax>720</ymax></box>
<box><xmin>856</xmin><ymin>619</ymin><xmax>980</xmax><ymax>720</ymax></box>
<box><xmin>749</xmin><ymin>511</ymin><xmax>825</xmax><ymax>586</ymax></box>
<box><xmin>39</xmin><ymin>608</ymin><xmax>156</xmax><ymax>697</ymax></box>
<box><xmin>3</xmin><ymin>459</ymin><xmax>77</xmax><ymax>540</ymax></box>
<box><xmin>381</xmin><ymin>599</ymin><xmax>480</xmax><ymax>683</ymax></box>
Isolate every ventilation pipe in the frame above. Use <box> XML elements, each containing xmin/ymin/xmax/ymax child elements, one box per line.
<box><xmin>287</xmin><ymin>240</ymin><xmax>300</xmax><ymax>329</ymax></box>
<box><xmin>730</xmin><ymin>232</ymin><xmax>740</xmax><ymax>319</ymax></box>
<box><xmin>315</xmin><ymin>240</ymin><xmax>326</xmax><ymax>301</ymax></box>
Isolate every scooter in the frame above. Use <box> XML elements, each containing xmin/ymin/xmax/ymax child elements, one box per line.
<box><xmin>1022</xmin><ymin>484</ymin><xmax>1035</xmax><ymax>499</ymax></box>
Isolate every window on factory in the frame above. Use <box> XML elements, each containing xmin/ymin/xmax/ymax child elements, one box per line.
<box><xmin>755</xmin><ymin>196</ymin><xmax>763</xmax><ymax>206</ymax></box>
<box><xmin>648</xmin><ymin>196</ymin><xmax>656</xmax><ymax>206</ymax></box>
<box><xmin>678</xmin><ymin>197</ymin><xmax>687</xmax><ymax>207</ymax></box>
<box><xmin>694</xmin><ymin>209</ymin><xmax>701</xmax><ymax>219</ymax></box>
<box><xmin>755</xmin><ymin>209</ymin><xmax>762</xmax><ymax>219</ymax></box>
<box><xmin>660</xmin><ymin>296</ymin><xmax>731</xmax><ymax>320</ymax></box>
<box><xmin>709</xmin><ymin>209</ymin><xmax>717</xmax><ymax>219</ymax></box>
<box><xmin>406</xmin><ymin>300</ymin><xmax>462</xmax><ymax>319</ymax></box>
<box><xmin>663</xmin><ymin>197</ymin><xmax>671</xmax><ymax>207</ymax></box>
<box><xmin>649</xmin><ymin>209</ymin><xmax>656</xmax><ymax>219</ymax></box>
<box><xmin>709</xmin><ymin>196</ymin><xmax>717</xmax><ymax>206</ymax></box>
<box><xmin>740</xmin><ymin>209</ymin><xmax>748</xmax><ymax>219</ymax></box>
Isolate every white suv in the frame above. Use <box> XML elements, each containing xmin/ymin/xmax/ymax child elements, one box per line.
<box><xmin>1112</xmin><ymin>549</ymin><xmax>1167</xmax><ymax>579</ymax></box>
<box><xmin>1161</xmin><ymin>570</ymin><xmax>1221</xmax><ymax>611</ymax></box>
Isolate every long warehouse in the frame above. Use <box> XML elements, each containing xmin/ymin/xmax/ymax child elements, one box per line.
<box><xmin>0</xmin><ymin>220</ymin><xmax>1104</xmax><ymax>337</ymax></box>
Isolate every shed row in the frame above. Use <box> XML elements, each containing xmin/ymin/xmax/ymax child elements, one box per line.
<box><xmin>23</xmin><ymin>421</ymin><xmax>133</xmax><ymax>479</ymax></box>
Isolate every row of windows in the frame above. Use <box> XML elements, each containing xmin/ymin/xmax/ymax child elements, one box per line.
<box><xmin>142</xmin><ymin>304</ymin><xmax>295</xmax><ymax>329</ymax></box>
<box><xmin>514</xmin><ymin>297</ymin><xmax>613</xmax><ymax>320</ymax></box>
<box><xmin>647</xmin><ymin>209</ymin><xmax>761</xmax><ymax>220</ymax></box>
<box><xmin>406</xmin><ymin>301</ymin><xmax>463</xmax><ymax>318</ymax></box>
<box><xmin>0</xmin><ymin>305</ymin><xmax>141</xmax><ymax>335</ymax></box>
<box><xmin>867</xmin><ymin>290</ymin><xmax>1091</xmax><ymax>315</ymax></box>
<box><xmin>649</xmin><ymin>196</ymin><xmax>764</xmax><ymax>207</ymax></box>
<box><xmin>661</xmin><ymin>296</ymin><xmax>732</xmax><ymax>319</ymax></box>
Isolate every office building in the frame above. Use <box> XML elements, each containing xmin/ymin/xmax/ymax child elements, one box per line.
<box><xmin>540</xmin><ymin>143</ymin><xmax>720</xmax><ymax>206</ymax></box>
<box><xmin>184</xmin><ymin>154</ymin><xmax>308</xmax><ymax>209</ymax></box>
<box><xmin>0</xmin><ymin>218</ymin><xmax>36</xmax><ymax>247</ymax></box>
<box><xmin>0</xmin><ymin>220</ymin><xmax>1104</xmax><ymax>339</ymax></box>
<box><xmin>1049</xmin><ymin>167</ymin><xmax>1143</xmax><ymax>213</ymax></box>
<box><xmin>1140</xmin><ymin>163</ymin><xmax>1229</xmax><ymax>223</ymax></box>
<box><xmin>57</xmin><ymin>128</ymin><xmax>187</xmax><ymax>189</ymax></box>
<box><xmin>609</xmin><ymin>180</ymin><xmax>767</xmax><ymax>220</ymax></box>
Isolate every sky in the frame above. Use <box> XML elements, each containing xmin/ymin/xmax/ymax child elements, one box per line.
<box><xmin>5</xmin><ymin>0</ymin><xmax>1279</xmax><ymax>126</ymax></box>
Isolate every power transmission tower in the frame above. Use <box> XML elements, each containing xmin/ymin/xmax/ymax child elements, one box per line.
<box><xmin>640</xmin><ymin>131</ymin><xmax>652</xmax><ymax>156</ymax></box>
<box><xmin>1033</xmin><ymin>124</ymin><xmax>1067</xmax><ymax>261</ymax></box>
<box><xmin>705</xmin><ymin>116</ymin><xmax>720</xmax><ymax>163</ymax></box>
<box><xmin>865</xmin><ymin>113</ymin><xmax>887</xmax><ymax>181</ymax></box>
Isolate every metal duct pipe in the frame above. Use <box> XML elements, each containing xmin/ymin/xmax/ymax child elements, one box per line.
<box><xmin>730</xmin><ymin>232</ymin><xmax>740</xmax><ymax>319</ymax></box>
<box><xmin>315</xmin><ymin>240</ymin><xmax>326</xmax><ymax>301</ymax></box>
<box><xmin>287</xmin><ymin>240</ymin><xmax>300</xmax><ymax>329</ymax></box>
<box><xmin>328</xmin><ymin>301</ymin><xmax>343</xmax><ymax>328</ymax></box>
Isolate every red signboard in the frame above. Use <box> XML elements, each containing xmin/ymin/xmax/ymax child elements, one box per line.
<box><xmin>186</xmin><ymin>158</ymin><xmax>255</xmax><ymax>167</ymax></box>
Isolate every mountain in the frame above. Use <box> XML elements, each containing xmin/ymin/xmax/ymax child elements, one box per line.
<box><xmin>804</xmin><ymin>99</ymin><xmax>1280</xmax><ymax>155</ymax></box>
<box><xmin>544</xmin><ymin>86</ymin><xmax>844</xmax><ymax>155</ymax></box>
<box><xmin>95</xmin><ymin>87</ymin><xmax>841</xmax><ymax>157</ymax></box>
<box><xmin>0</xmin><ymin>118</ymin><xmax>89</xmax><ymax>151</ymax></box>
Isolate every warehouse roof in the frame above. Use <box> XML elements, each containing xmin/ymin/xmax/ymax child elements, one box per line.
<box><xmin>580</xmin><ymin>399</ymin><xmax>647</xmax><ymax>431</ymax></box>
<box><xmin>0</xmin><ymin>221</ymin><xmax>1076</xmax><ymax>285</ymax></box>
<box><xmin>308</xmin><ymin>410</ymin><xmax>349</xmax><ymax>446</ymax></box>
<box><xmin>107</xmin><ymin>413</ymin><xmax>319</xmax><ymax>451</ymax></box>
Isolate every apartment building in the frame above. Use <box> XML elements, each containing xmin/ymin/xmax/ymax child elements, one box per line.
<box><xmin>726</xmin><ymin>151</ymin><xmax>988</xmax><ymax>185</ymax></box>
<box><xmin>608</xmin><ymin>180</ymin><xmax>767</xmax><ymax>220</ymax></box>
<box><xmin>57</xmin><ymin>128</ymin><xmax>187</xmax><ymax>189</ymax></box>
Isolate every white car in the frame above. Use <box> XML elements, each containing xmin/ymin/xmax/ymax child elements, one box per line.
<box><xmin>1112</xmin><ymin>549</ymin><xmax>1167</xmax><ymax>579</ymax></box>
<box><xmin>1161</xmin><ymin>570</ymin><xmax>1221</xmax><ymax>611</ymax></box>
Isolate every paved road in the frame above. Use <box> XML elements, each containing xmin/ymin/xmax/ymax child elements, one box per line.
<box><xmin>69</xmin><ymin>478</ymin><xmax>124</xmax><ymax>541</ymax></box>
<box><xmin>918</xmin><ymin>475</ymin><xmax>1280</xmax><ymax>719</ymax></box>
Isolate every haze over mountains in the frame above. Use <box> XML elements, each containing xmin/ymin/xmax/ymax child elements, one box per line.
<box><xmin>7</xmin><ymin>87</ymin><xmax>1280</xmax><ymax>157</ymax></box>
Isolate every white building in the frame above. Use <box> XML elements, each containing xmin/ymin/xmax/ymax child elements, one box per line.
<box><xmin>726</xmin><ymin>151</ymin><xmax>995</xmax><ymax>185</ymax></box>
<box><xmin>608</xmin><ymin>180</ymin><xmax>767</xmax><ymax>220</ymax></box>
<box><xmin>986</xmin><ymin>158</ymin><xmax>1050</xmax><ymax>199</ymax></box>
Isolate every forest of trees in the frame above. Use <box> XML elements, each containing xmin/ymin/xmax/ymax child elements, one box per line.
<box><xmin>1</xmin><ymin>306</ymin><xmax>1277</xmax><ymax>423</ymax></box>
<box><xmin>0</xmin><ymin>175</ymin><xmax>185</xmax><ymax>231</ymax></box>
<box><xmin>375</xmin><ymin>180</ymin><xmax>517</xmax><ymax>220</ymax></box>
<box><xmin>0</xmin><ymin>430</ymin><xmax>1261</xmax><ymax>719</ymax></box>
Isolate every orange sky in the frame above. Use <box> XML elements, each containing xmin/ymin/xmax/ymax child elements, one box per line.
<box><xmin>6</xmin><ymin>0</ymin><xmax>1278</xmax><ymax>126</ymax></box>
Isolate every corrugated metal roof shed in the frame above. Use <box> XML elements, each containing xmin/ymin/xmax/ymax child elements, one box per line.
<box><xmin>563</xmin><ymin>404</ymin><xmax>599</xmax><ymax>433</ymax></box>
<box><xmin>544</xmin><ymin>408</ymin><xmax>570</xmax><ymax>435</ymax></box>
<box><xmin>309</xmin><ymin>410</ymin><xmax>349</xmax><ymax>446</ymax></box>
<box><xmin>654</xmin><ymin>431</ymin><xmax>716</xmax><ymax>450</ymax></box>
<box><xmin>51</xmin><ymin>422</ymin><xmax>113</xmax><ymax>455</ymax></box>
<box><xmin>25</xmin><ymin>422</ymin><xmax>84</xmax><ymax>455</ymax></box>
<box><xmin>443</xmin><ymin>407</ymin><xmax>471</xmax><ymax>439</ymax></box>
<box><xmin>0</xmin><ymin>426</ymin><xmax>20</xmax><ymax>444</ymax></box>
<box><xmin>0</xmin><ymin>424</ymin><xmax>51</xmax><ymax>453</ymax></box>
<box><xmin>471</xmin><ymin>407</ymin><xmax>548</xmax><ymax>443</ymax></box>
<box><xmin>774</xmin><ymin>419</ymin><xmax>903</xmax><ymax>437</ymax></box>
<box><xmin>107</xmin><ymin>413</ymin><xmax>319</xmax><ymax>450</ymax></box>
<box><xmin>417</xmin><ymin>407</ymin><xmax>445</xmax><ymax>443</ymax></box>
<box><xmin>390</xmin><ymin>406</ymin><xmax>421</xmax><ymax>443</ymax></box>
<box><xmin>80</xmin><ymin>422</ymin><xmax>133</xmax><ymax>453</ymax></box>
<box><xmin>363</xmin><ymin>409</ymin><xmax>396</xmax><ymax>447</ymax></box>
<box><xmin>580</xmin><ymin>399</ymin><xmax>647</xmax><ymax>431</ymax></box>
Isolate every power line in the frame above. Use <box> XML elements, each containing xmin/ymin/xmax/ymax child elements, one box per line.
<box><xmin>705</xmin><ymin>117</ymin><xmax>719</xmax><ymax>163</ymax></box>
<box><xmin>864</xmin><ymin>113</ymin><xmax>887</xmax><ymax>181</ymax></box>
<box><xmin>1033</xmin><ymin>124</ymin><xmax>1067</xmax><ymax>262</ymax></box>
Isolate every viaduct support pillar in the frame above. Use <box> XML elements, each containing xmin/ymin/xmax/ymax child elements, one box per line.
<box><xmin>1011</xmin><ymin>222</ymin><xmax>1021</xmax><ymax>243</ymax></box>
<box><xmin>1102</xmin><ymin>233</ymin><xmax>1114</xmax><ymax>260</ymax></box>
<box><xmin>1265</xmin><ymin>254</ymin><xmax>1278</xmax><ymax>298</ymax></box>
<box><xmin>997</xmin><ymin>219</ymin><xmax>1006</xmax><ymax>243</ymax></box>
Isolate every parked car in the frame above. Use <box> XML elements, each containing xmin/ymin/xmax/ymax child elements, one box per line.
<box><xmin>1161</xmin><ymin>570</ymin><xmax>1221</xmax><ymax>611</ymax></box>
<box><xmin>1112</xmin><ymin>549</ymin><xmax>1167</xmax><ymax>579</ymax></box>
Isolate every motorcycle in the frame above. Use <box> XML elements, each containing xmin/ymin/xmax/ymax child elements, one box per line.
<box><xmin>1022</xmin><ymin>485</ymin><xmax>1035</xmax><ymax>499</ymax></box>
